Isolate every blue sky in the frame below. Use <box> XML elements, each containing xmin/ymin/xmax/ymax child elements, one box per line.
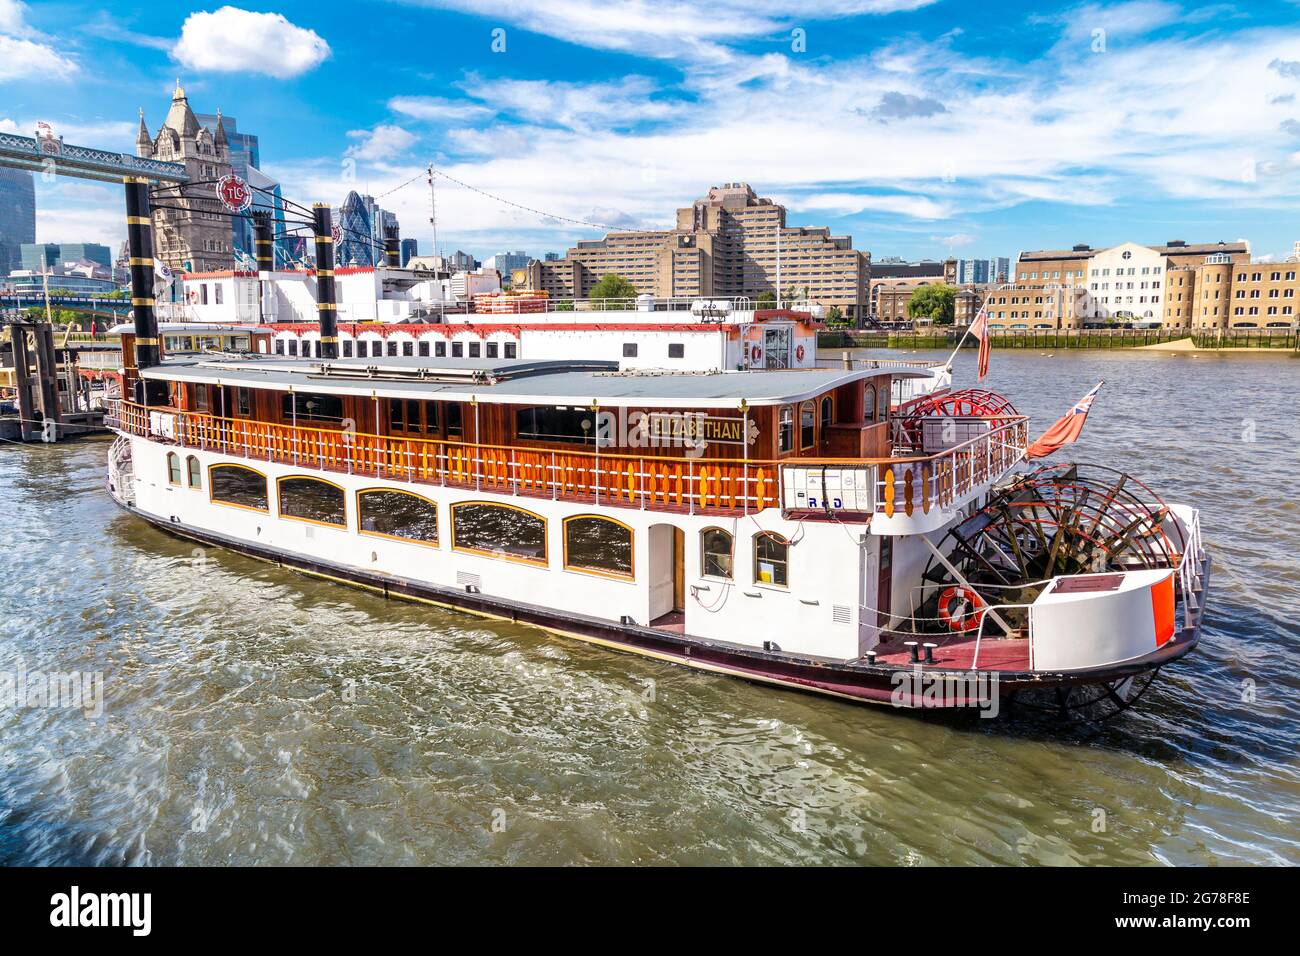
<box><xmin>4</xmin><ymin>0</ymin><xmax>1300</xmax><ymax>264</ymax></box>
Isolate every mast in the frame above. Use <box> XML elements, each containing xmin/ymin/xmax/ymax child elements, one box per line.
<box><xmin>427</xmin><ymin>163</ymin><xmax>438</xmax><ymax>259</ymax></box>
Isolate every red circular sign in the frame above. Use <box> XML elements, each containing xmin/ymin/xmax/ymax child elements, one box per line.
<box><xmin>215</xmin><ymin>173</ymin><xmax>252</xmax><ymax>213</ymax></box>
<box><xmin>331</xmin><ymin>225</ymin><xmax>342</xmax><ymax>246</ymax></box>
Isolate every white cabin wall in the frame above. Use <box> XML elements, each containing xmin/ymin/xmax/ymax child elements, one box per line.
<box><xmin>127</xmin><ymin>436</ymin><xmax>867</xmax><ymax>660</ymax></box>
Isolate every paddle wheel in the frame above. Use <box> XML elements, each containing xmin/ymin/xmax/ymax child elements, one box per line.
<box><xmin>892</xmin><ymin>388</ymin><xmax>1020</xmax><ymax>453</ymax></box>
<box><xmin>907</xmin><ymin>462</ymin><xmax>1189</xmax><ymax>719</ymax></box>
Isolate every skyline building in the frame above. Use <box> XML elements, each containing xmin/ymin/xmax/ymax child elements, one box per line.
<box><xmin>400</xmin><ymin>238</ymin><xmax>418</xmax><ymax>266</ymax></box>
<box><xmin>135</xmin><ymin>82</ymin><xmax>234</xmax><ymax>273</ymax></box>
<box><xmin>520</xmin><ymin>183</ymin><xmax>871</xmax><ymax>317</ymax></box>
<box><xmin>0</xmin><ymin>167</ymin><xmax>36</xmax><ymax>276</ymax></box>
<box><xmin>20</xmin><ymin>242</ymin><xmax>112</xmax><ymax>272</ymax></box>
<box><xmin>334</xmin><ymin>191</ymin><xmax>400</xmax><ymax>267</ymax></box>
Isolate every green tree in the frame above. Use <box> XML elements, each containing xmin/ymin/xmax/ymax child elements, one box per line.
<box><xmin>588</xmin><ymin>273</ymin><xmax>637</xmax><ymax>310</ymax></box>
<box><xmin>756</xmin><ymin>291</ymin><xmax>777</xmax><ymax>307</ymax></box>
<box><xmin>907</xmin><ymin>284</ymin><xmax>956</xmax><ymax>325</ymax></box>
<box><xmin>554</xmin><ymin>298</ymin><xmax>574</xmax><ymax>312</ymax></box>
<box><xmin>826</xmin><ymin>305</ymin><xmax>845</xmax><ymax>326</ymax></box>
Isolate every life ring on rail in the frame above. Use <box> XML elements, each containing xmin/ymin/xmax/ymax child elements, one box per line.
<box><xmin>795</xmin><ymin>344</ymin><xmax>806</xmax><ymax>362</ymax></box>
<box><xmin>937</xmin><ymin>586</ymin><xmax>985</xmax><ymax>632</ymax></box>
<box><xmin>750</xmin><ymin>345</ymin><xmax>762</xmax><ymax>364</ymax></box>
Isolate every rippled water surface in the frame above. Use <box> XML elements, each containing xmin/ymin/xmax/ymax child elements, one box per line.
<box><xmin>1</xmin><ymin>349</ymin><xmax>1297</xmax><ymax>865</ymax></box>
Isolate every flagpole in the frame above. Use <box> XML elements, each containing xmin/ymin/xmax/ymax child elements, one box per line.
<box><xmin>942</xmin><ymin>302</ymin><xmax>984</xmax><ymax>373</ymax></box>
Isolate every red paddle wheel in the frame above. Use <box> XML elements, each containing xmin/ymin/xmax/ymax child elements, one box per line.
<box><xmin>892</xmin><ymin>388</ymin><xmax>1020</xmax><ymax>453</ymax></box>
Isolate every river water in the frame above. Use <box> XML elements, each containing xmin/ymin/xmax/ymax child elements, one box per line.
<box><xmin>0</xmin><ymin>349</ymin><xmax>1296</xmax><ymax>866</ymax></box>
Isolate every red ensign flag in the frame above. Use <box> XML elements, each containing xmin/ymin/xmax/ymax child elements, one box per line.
<box><xmin>970</xmin><ymin>305</ymin><xmax>990</xmax><ymax>381</ymax></box>
<box><xmin>1025</xmin><ymin>382</ymin><xmax>1104</xmax><ymax>459</ymax></box>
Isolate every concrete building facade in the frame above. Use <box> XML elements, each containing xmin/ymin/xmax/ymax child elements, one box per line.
<box><xmin>519</xmin><ymin>183</ymin><xmax>871</xmax><ymax>318</ymax></box>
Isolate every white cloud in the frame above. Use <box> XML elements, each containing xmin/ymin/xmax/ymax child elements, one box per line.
<box><xmin>173</xmin><ymin>7</ymin><xmax>330</xmax><ymax>79</ymax></box>
<box><xmin>459</xmin><ymin>76</ymin><xmax>677</xmax><ymax>130</ymax></box>
<box><xmin>406</xmin><ymin>0</ymin><xmax>938</xmax><ymax>59</ymax></box>
<box><xmin>0</xmin><ymin>0</ymin><xmax>78</xmax><ymax>82</ymax></box>
<box><xmin>345</xmin><ymin>124</ymin><xmax>417</xmax><ymax>161</ymax></box>
<box><xmin>240</xmin><ymin>14</ymin><xmax>1300</xmax><ymax>263</ymax></box>
<box><xmin>389</xmin><ymin>95</ymin><xmax>494</xmax><ymax>122</ymax></box>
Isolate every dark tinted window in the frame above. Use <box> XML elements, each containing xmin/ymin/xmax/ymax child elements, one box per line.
<box><xmin>504</xmin><ymin>342</ymin><xmax>517</xmax><ymax>358</ymax></box>
<box><xmin>282</xmin><ymin>392</ymin><xmax>344</xmax><ymax>423</ymax></box>
<box><xmin>358</xmin><ymin>490</ymin><xmax>438</xmax><ymax>544</ymax></box>
<box><xmin>516</xmin><ymin>406</ymin><xmax>595</xmax><ymax>445</ymax></box>
<box><xmin>452</xmin><ymin>503</ymin><xmax>546</xmax><ymax>563</ymax></box>
<box><xmin>278</xmin><ymin>476</ymin><xmax>346</xmax><ymax>527</ymax></box>
<box><xmin>486</xmin><ymin>342</ymin><xmax>498</xmax><ymax>358</ymax></box>
<box><xmin>451</xmin><ymin>342</ymin><xmax>463</xmax><ymax>358</ymax></box>
<box><xmin>702</xmin><ymin>528</ymin><xmax>733</xmax><ymax>579</ymax></box>
<box><xmin>210</xmin><ymin>465</ymin><xmax>268</xmax><ymax>511</ymax></box>
<box><xmin>342</xmin><ymin>340</ymin><xmax>353</xmax><ymax>357</ymax></box>
<box><xmin>623</xmin><ymin>343</ymin><xmax>638</xmax><ymax>357</ymax></box>
<box><xmin>357</xmin><ymin>340</ymin><xmax>368</xmax><ymax>358</ymax></box>
<box><xmin>435</xmin><ymin>341</ymin><xmax>446</xmax><ymax>357</ymax></box>
<box><xmin>418</xmin><ymin>341</ymin><xmax>429</xmax><ymax>357</ymax></box>
<box><xmin>564</xmin><ymin>516</ymin><xmax>633</xmax><ymax>577</ymax></box>
<box><xmin>668</xmin><ymin>343</ymin><xmax>684</xmax><ymax>358</ymax></box>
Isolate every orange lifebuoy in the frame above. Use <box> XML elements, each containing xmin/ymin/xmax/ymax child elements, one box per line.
<box><xmin>750</xmin><ymin>345</ymin><xmax>762</xmax><ymax>364</ymax></box>
<box><xmin>937</xmin><ymin>586</ymin><xmax>985</xmax><ymax>632</ymax></box>
<box><xmin>795</xmin><ymin>344</ymin><xmax>806</xmax><ymax>362</ymax></box>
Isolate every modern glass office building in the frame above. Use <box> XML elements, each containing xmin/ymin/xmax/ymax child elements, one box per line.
<box><xmin>0</xmin><ymin>168</ymin><xmax>36</xmax><ymax>276</ymax></box>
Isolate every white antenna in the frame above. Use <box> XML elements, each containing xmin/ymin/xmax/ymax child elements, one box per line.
<box><xmin>427</xmin><ymin>162</ymin><xmax>438</xmax><ymax>258</ymax></box>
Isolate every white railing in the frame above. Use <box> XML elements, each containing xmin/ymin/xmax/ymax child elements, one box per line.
<box><xmin>874</xmin><ymin>417</ymin><xmax>1029</xmax><ymax>520</ymax></box>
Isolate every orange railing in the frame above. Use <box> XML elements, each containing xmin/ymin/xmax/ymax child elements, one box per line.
<box><xmin>108</xmin><ymin>400</ymin><xmax>1028</xmax><ymax>519</ymax></box>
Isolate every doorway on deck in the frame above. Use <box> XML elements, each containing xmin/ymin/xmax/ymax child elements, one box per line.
<box><xmin>649</xmin><ymin>523</ymin><xmax>686</xmax><ymax>630</ymax></box>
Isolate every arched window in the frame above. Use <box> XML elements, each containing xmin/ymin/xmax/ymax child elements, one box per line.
<box><xmin>800</xmin><ymin>400</ymin><xmax>815</xmax><ymax>449</ymax></box>
<box><xmin>863</xmin><ymin>385</ymin><xmax>877</xmax><ymax>423</ymax></box>
<box><xmin>209</xmin><ymin>464</ymin><xmax>268</xmax><ymax>512</ymax></box>
<box><xmin>878</xmin><ymin>381</ymin><xmax>890</xmax><ymax>420</ymax></box>
<box><xmin>753</xmin><ymin>532</ymin><xmax>790</xmax><ymax>587</ymax></box>
<box><xmin>451</xmin><ymin>502</ymin><xmax>547</xmax><ymax>565</ymax></box>
<box><xmin>357</xmin><ymin>489</ymin><xmax>438</xmax><ymax>546</ymax></box>
<box><xmin>701</xmin><ymin>527</ymin><xmax>733</xmax><ymax>579</ymax></box>
<box><xmin>777</xmin><ymin>405</ymin><xmax>794</xmax><ymax>452</ymax></box>
<box><xmin>820</xmin><ymin>396</ymin><xmax>833</xmax><ymax>432</ymax></box>
<box><xmin>185</xmin><ymin>455</ymin><xmax>201</xmax><ymax>488</ymax></box>
<box><xmin>563</xmin><ymin>515</ymin><xmax>633</xmax><ymax>579</ymax></box>
<box><xmin>166</xmin><ymin>452</ymin><xmax>181</xmax><ymax>485</ymax></box>
<box><xmin>278</xmin><ymin>476</ymin><xmax>346</xmax><ymax>527</ymax></box>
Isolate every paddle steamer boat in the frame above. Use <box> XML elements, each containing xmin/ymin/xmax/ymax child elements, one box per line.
<box><xmin>103</xmin><ymin>326</ymin><xmax>1208</xmax><ymax>716</ymax></box>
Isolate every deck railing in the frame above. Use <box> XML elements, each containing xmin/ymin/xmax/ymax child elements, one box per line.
<box><xmin>107</xmin><ymin>400</ymin><xmax>1027</xmax><ymax>520</ymax></box>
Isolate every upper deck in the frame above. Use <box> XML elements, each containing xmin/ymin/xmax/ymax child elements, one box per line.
<box><xmin>108</xmin><ymin>354</ymin><xmax>1028</xmax><ymax>533</ymax></box>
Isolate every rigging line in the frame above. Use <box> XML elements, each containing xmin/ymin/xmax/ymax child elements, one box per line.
<box><xmin>373</xmin><ymin>170</ymin><xmax>425</xmax><ymax>199</ymax></box>
<box><xmin>428</xmin><ymin>168</ymin><xmax>613</xmax><ymax>231</ymax></box>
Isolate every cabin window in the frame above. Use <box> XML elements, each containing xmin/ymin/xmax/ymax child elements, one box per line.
<box><xmin>356</xmin><ymin>340</ymin><xmax>367</xmax><ymax>358</ymax></box>
<box><xmin>423</xmin><ymin>402</ymin><xmax>439</xmax><ymax>431</ymax></box>
<box><xmin>288</xmin><ymin>339</ymin><xmax>299</xmax><ymax>356</ymax></box>
<box><xmin>753</xmin><ymin>532</ymin><xmax>790</xmax><ymax>587</ymax></box>
<box><xmin>283</xmin><ymin>392</ymin><xmax>343</xmax><ymax>423</ymax></box>
<box><xmin>504</xmin><ymin>342</ymin><xmax>517</xmax><ymax>359</ymax></box>
<box><xmin>302</xmin><ymin>340</ymin><xmax>313</xmax><ymax>359</ymax></box>
<box><xmin>563</xmin><ymin>515</ymin><xmax>633</xmax><ymax>579</ymax></box>
<box><xmin>418</xmin><ymin>341</ymin><xmax>430</xmax><ymax>357</ymax></box>
<box><xmin>390</xmin><ymin>399</ymin><xmax>423</xmax><ymax>433</ymax></box>
<box><xmin>435</xmin><ymin>342</ymin><xmax>446</xmax><ymax>358</ymax></box>
<box><xmin>445</xmin><ymin>403</ymin><xmax>463</xmax><ymax>437</ymax></box>
<box><xmin>820</xmin><ymin>396</ymin><xmax>833</xmax><ymax>432</ymax></box>
<box><xmin>166</xmin><ymin>452</ymin><xmax>181</xmax><ymax>485</ymax></box>
<box><xmin>800</xmin><ymin>400</ymin><xmax>815</xmax><ymax>449</ymax></box>
<box><xmin>275</xmin><ymin>339</ymin><xmax>285</xmax><ymax>355</ymax></box>
<box><xmin>469</xmin><ymin>342</ymin><xmax>481</xmax><ymax>358</ymax></box>
<box><xmin>209</xmin><ymin>464</ymin><xmax>268</xmax><ymax>512</ymax></box>
<box><xmin>778</xmin><ymin>406</ymin><xmax>794</xmax><ymax>453</ymax></box>
<box><xmin>515</xmin><ymin>406</ymin><xmax>595</xmax><ymax>445</ymax></box>
<box><xmin>452</xmin><ymin>342</ymin><xmax>463</xmax><ymax>358</ymax></box>
<box><xmin>451</xmin><ymin>503</ymin><xmax>547</xmax><ymax>564</ymax></box>
<box><xmin>878</xmin><ymin>382</ymin><xmax>890</xmax><ymax>420</ymax></box>
<box><xmin>623</xmin><ymin>343</ymin><xmax>638</xmax><ymax>358</ymax></box>
<box><xmin>403</xmin><ymin>342</ymin><xmax>414</xmax><ymax>357</ymax></box>
<box><xmin>195</xmin><ymin>384</ymin><xmax>209</xmax><ymax>412</ymax></box>
<box><xmin>186</xmin><ymin>455</ymin><xmax>201</xmax><ymax>488</ymax></box>
<box><xmin>278</xmin><ymin>476</ymin><xmax>346</xmax><ymax>528</ymax></box>
<box><xmin>358</xmin><ymin>489</ymin><xmax>438</xmax><ymax>545</ymax></box>
<box><xmin>863</xmin><ymin>385</ymin><xmax>877</xmax><ymax>423</ymax></box>
<box><xmin>701</xmin><ymin>528</ymin><xmax>734</xmax><ymax>579</ymax></box>
<box><xmin>387</xmin><ymin>341</ymin><xmax>398</xmax><ymax>357</ymax></box>
<box><xmin>668</xmin><ymin>343</ymin><xmax>685</xmax><ymax>359</ymax></box>
<box><xmin>214</xmin><ymin>285</ymin><xmax>223</xmax><ymax>305</ymax></box>
<box><xmin>236</xmin><ymin>388</ymin><xmax>251</xmax><ymax>417</ymax></box>
<box><xmin>342</xmin><ymin>340</ymin><xmax>353</xmax><ymax>358</ymax></box>
<box><xmin>486</xmin><ymin>342</ymin><xmax>499</xmax><ymax>358</ymax></box>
